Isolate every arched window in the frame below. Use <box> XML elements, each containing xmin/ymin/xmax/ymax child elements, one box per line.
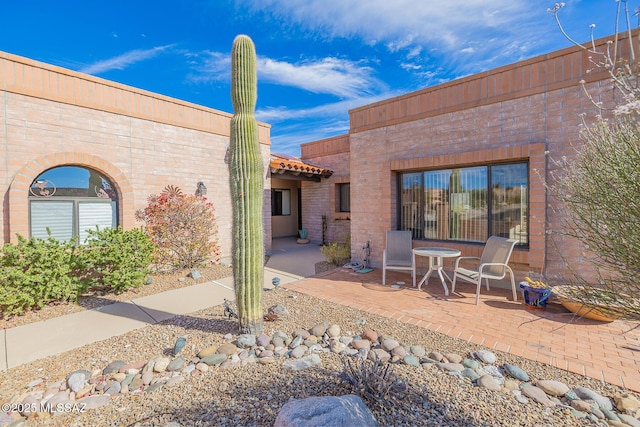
<box><xmin>28</xmin><ymin>166</ymin><xmax>118</xmax><ymax>243</ymax></box>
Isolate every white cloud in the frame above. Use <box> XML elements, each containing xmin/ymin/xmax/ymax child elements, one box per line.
<box><xmin>259</xmin><ymin>57</ymin><xmax>384</xmax><ymax>98</ymax></box>
<box><xmin>256</xmin><ymin>92</ymin><xmax>398</xmax><ymax>123</ymax></box>
<box><xmin>192</xmin><ymin>52</ymin><xmax>386</xmax><ymax>99</ymax></box>
<box><xmin>238</xmin><ymin>0</ymin><xmax>555</xmax><ymax>76</ymax></box>
<box><xmin>80</xmin><ymin>45</ymin><xmax>174</xmax><ymax>75</ymax></box>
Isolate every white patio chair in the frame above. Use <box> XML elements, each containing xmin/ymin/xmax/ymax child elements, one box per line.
<box><xmin>451</xmin><ymin>236</ymin><xmax>518</xmax><ymax>305</ymax></box>
<box><xmin>382</xmin><ymin>230</ymin><xmax>415</xmax><ymax>286</ymax></box>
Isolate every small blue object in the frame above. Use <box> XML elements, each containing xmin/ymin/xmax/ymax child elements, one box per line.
<box><xmin>356</xmin><ymin>268</ymin><xmax>373</xmax><ymax>274</ymax></box>
<box><xmin>173</xmin><ymin>337</ymin><xmax>186</xmax><ymax>356</ymax></box>
<box><xmin>519</xmin><ymin>282</ymin><xmax>551</xmax><ymax>309</ymax></box>
<box><xmin>272</xmin><ymin>277</ymin><xmax>281</xmax><ymax>286</ymax></box>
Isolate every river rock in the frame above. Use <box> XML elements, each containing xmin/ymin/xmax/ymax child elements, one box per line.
<box><xmin>326</xmin><ymin>324</ymin><xmax>341</xmax><ymax>338</ymax></box>
<box><xmin>381</xmin><ymin>338</ymin><xmax>399</xmax><ymax>352</ymax></box>
<box><xmin>283</xmin><ymin>354</ymin><xmax>322</xmax><ymax>371</ymax></box>
<box><xmin>201</xmin><ymin>354</ymin><xmax>227</xmax><ymax>366</ymax></box>
<box><xmin>291</xmin><ymin>329</ymin><xmax>309</xmax><ymax>339</ymax></box>
<box><xmin>403</xmin><ymin>354</ymin><xmax>420</xmax><ymax>367</ymax></box>
<box><xmin>428</xmin><ymin>351</ymin><xmax>444</xmax><ymax>362</ymax></box>
<box><xmin>129</xmin><ymin>377</ymin><xmax>143</xmax><ymax>391</ymax></box>
<box><xmin>236</xmin><ymin>334</ymin><xmax>256</xmax><ymax>348</ymax></box>
<box><xmin>217</xmin><ymin>343</ymin><xmax>238</xmax><ymax>355</ymax></box>
<box><xmin>198</xmin><ymin>345</ymin><xmax>218</xmax><ymax>358</ymax></box>
<box><xmin>108</xmin><ymin>372</ymin><xmax>125</xmax><ymax>382</ymax></box>
<box><xmin>104</xmin><ymin>381</ymin><xmax>121</xmax><ymax>395</ymax></box>
<box><xmin>473</xmin><ymin>350</ymin><xmax>496</xmax><ymax>364</ymax></box>
<box><xmin>444</xmin><ymin>353</ymin><xmax>463</xmax><ymax>364</ymax></box>
<box><xmin>362</xmin><ymin>329</ymin><xmax>378</xmax><ymax>342</ymax></box>
<box><xmin>536</xmin><ymin>379</ymin><xmax>569</xmax><ymax>396</ymax></box>
<box><xmin>462</xmin><ymin>358</ymin><xmax>479</xmax><ymax>369</ymax></box>
<box><xmin>574</xmin><ymin>387</ymin><xmax>613</xmax><ymax>411</ymax></box>
<box><xmin>153</xmin><ymin>357</ymin><xmax>170</xmax><ymax>373</ymax></box>
<box><xmin>410</xmin><ymin>345</ymin><xmax>426</xmax><ymax>357</ymax></box>
<box><xmin>78</xmin><ymin>394</ymin><xmax>110</xmax><ymax>410</ymax></box>
<box><xmin>503</xmin><ymin>364</ymin><xmax>529</xmax><ymax>382</ymax></box>
<box><xmin>521</xmin><ymin>385</ymin><xmax>556</xmax><ymax>407</ymax></box>
<box><xmin>369</xmin><ymin>349</ymin><xmax>391</xmax><ymax>363</ymax></box>
<box><xmin>310</xmin><ymin>321</ymin><xmax>329</xmax><ymax>337</ymax></box>
<box><xmin>118</xmin><ymin>360</ymin><xmax>147</xmax><ymax>373</ymax></box>
<box><xmin>145</xmin><ymin>382</ymin><xmax>164</xmax><ymax>393</ymax></box>
<box><xmin>257</xmin><ymin>334</ymin><xmax>271</xmax><ymax>347</ymax></box>
<box><xmin>351</xmin><ymin>339</ymin><xmax>371</xmax><ymax>351</ymax></box>
<box><xmin>571</xmin><ymin>400</ymin><xmax>592</xmax><ymax>412</ymax></box>
<box><xmin>461</xmin><ymin>368</ymin><xmax>480</xmax><ymax>381</ymax></box>
<box><xmin>103</xmin><ymin>361</ymin><xmax>126</xmax><ymax>375</ymax></box>
<box><xmin>391</xmin><ymin>346</ymin><xmax>407</xmax><ymax>358</ymax></box>
<box><xmin>291</xmin><ymin>345</ymin><xmax>308</xmax><ymax>359</ymax></box>
<box><xmin>330</xmin><ymin>340</ymin><xmax>347</xmax><ymax>354</ymax></box>
<box><xmin>142</xmin><ymin>370</ymin><xmax>154</xmax><ymax>385</ymax></box>
<box><xmin>615</xmin><ymin>392</ymin><xmax>640</xmax><ymax>413</ymax></box>
<box><xmin>44</xmin><ymin>391</ymin><xmax>69</xmax><ymax>409</ymax></box>
<box><xmin>67</xmin><ymin>373</ymin><xmax>86</xmax><ymax>393</ymax></box>
<box><xmin>268</xmin><ymin>304</ymin><xmax>288</xmax><ymax>315</ymax></box>
<box><xmin>477</xmin><ymin>374</ymin><xmax>501</xmax><ymax>391</ymax></box>
<box><xmin>167</xmin><ymin>357</ymin><xmax>185</xmax><ymax>372</ymax></box>
<box><xmin>436</xmin><ymin>363</ymin><xmax>464</xmax><ymax>372</ymax></box>
<box><xmin>274</xmin><ymin>394</ymin><xmax>380</xmax><ymax>427</ymax></box>
<box><xmin>619</xmin><ymin>414</ymin><xmax>640</xmax><ymax>427</ymax></box>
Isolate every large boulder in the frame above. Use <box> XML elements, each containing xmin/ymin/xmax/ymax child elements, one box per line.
<box><xmin>274</xmin><ymin>395</ymin><xmax>380</xmax><ymax>427</ymax></box>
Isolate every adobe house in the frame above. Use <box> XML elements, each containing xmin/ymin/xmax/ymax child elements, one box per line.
<box><xmin>269</xmin><ymin>153</ymin><xmax>333</xmax><ymax>240</ymax></box>
<box><xmin>0</xmin><ymin>51</ymin><xmax>278</xmax><ymax>262</ymax></box>
<box><xmin>300</xmin><ymin>32</ymin><xmax>621</xmax><ymax>282</ymax></box>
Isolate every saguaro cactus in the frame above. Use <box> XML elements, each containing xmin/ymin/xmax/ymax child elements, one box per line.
<box><xmin>229</xmin><ymin>34</ymin><xmax>264</xmax><ymax>334</ymax></box>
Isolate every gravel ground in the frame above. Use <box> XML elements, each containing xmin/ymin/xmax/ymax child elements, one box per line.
<box><xmin>0</xmin><ymin>265</ymin><xmax>232</xmax><ymax>330</ymax></box>
<box><xmin>0</xmin><ymin>285</ymin><xmax>631</xmax><ymax>427</ymax></box>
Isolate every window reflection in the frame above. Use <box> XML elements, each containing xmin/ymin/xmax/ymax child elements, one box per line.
<box><xmin>29</xmin><ymin>166</ymin><xmax>116</xmax><ymax>199</ymax></box>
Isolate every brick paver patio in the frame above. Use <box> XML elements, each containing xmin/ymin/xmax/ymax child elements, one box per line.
<box><xmin>283</xmin><ymin>267</ymin><xmax>640</xmax><ymax>392</ymax></box>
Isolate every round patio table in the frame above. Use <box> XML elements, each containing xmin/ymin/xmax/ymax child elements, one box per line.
<box><xmin>412</xmin><ymin>247</ymin><xmax>461</xmax><ymax>296</ymax></box>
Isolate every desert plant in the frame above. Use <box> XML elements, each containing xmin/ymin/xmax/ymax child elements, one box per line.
<box><xmin>229</xmin><ymin>34</ymin><xmax>264</xmax><ymax>334</ymax></box>
<box><xmin>298</xmin><ymin>229</ymin><xmax>307</xmax><ymax>239</ymax></box>
<box><xmin>320</xmin><ymin>235</ymin><xmax>351</xmax><ymax>265</ymax></box>
<box><xmin>136</xmin><ymin>185</ymin><xmax>221</xmax><ymax>271</ymax></box>
<box><xmin>0</xmin><ymin>233</ymin><xmax>83</xmax><ymax>317</ymax></box>
<box><xmin>81</xmin><ymin>226</ymin><xmax>154</xmax><ymax>294</ymax></box>
<box><xmin>340</xmin><ymin>354</ymin><xmax>409</xmax><ymax>410</ymax></box>
<box><xmin>546</xmin><ymin>3</ymin><xmax>640</xmax><ymax>319</ymax></box>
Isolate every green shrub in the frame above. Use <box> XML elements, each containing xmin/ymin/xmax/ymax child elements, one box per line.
<box><xmin>82</xmin><ymin>226</ymin><xmax>154</xmax><ymax>294</ymax></box>
<box><xmin>0</xmin><ymin>227</ymin><xmax>154</xmax><ymax>317</ymax></box>
<box><xmin>0</xmin><ymin>233</ymin><xmax>83</xmax><ymax>317</ymax></box>
<box><xmin>136</xmin><ymin>185</ymin><xmax>222</xmax><ymax>270</ymax></box>
<box><xmin>320</xmin><ymin>235</ymin><xmax>351</xmax><ymax>266</ymax></box>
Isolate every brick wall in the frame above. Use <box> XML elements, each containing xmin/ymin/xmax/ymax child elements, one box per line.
<box><xmin>300</xmin><ymin>135</ymin><xmax>350</xmax><ymax>245</ymax></box>
<box><xmin>0</xmin><ymin>51</ymin><xmax>272</xmax><ymax>261</ymax></box>
<box><xmin>302</xmin><ymin>32</ymin><xmax>622</xmax><ymax>282</ymax></box>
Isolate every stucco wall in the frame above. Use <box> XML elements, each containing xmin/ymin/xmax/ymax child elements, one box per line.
<box><xmin>0</xmin><ymin>51</ymin><xmax>272</xmax><ymax>261</ymax></box>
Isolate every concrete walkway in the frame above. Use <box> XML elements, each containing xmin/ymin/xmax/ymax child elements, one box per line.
<box><xmin>0</xmin><ymin>266</ymin><xmax>305</xmax><ymax>372</ymax></box>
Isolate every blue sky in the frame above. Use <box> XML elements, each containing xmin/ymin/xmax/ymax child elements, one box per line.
<box><xmin>1</xmin><ymin>1</ymin><xmax>629</xmax><ymax>156</ymax></box>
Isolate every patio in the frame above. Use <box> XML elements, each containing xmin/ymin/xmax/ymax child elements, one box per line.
<box><xmin>283</xmin><ymin>266</ymin><xmax>640</xmax><ymax>393</ymax></box>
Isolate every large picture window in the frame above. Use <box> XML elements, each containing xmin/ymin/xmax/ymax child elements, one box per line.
<box><xmin>399</xmin><ymin>162</ymin><xmax>528</xmax><ymax>245</ymax></box>
<box><xmin>29</xmin><ymin>166</ymin><xmax>118</xmax><ymax>243</ymax></box>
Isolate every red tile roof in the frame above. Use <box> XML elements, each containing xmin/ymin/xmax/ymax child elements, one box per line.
<box><xmin>269</xmin><ymin>153</ymin><xmax>333</xmax><ymax>179</ymax></box>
